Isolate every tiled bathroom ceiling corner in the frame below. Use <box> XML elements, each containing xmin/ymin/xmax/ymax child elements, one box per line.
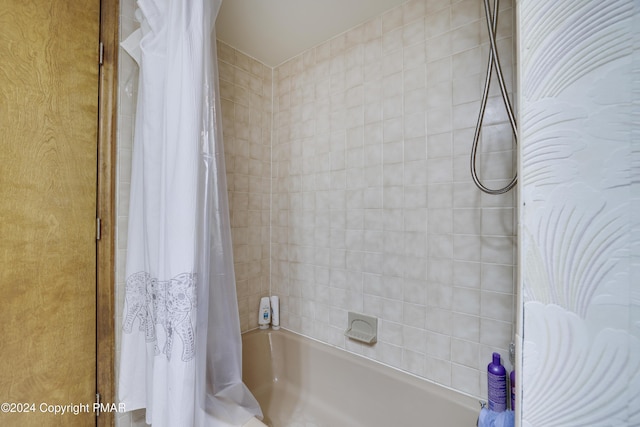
<box><xmin>215</xmin><ymin>0</ymin><xmax>408</xmax><ymax>67</ymax></box>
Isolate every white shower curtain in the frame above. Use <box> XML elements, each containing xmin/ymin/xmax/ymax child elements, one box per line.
<box><xmin>118</xmin><ymin>0</ymin><xmax>262</xmax><ymax>425</ymax></box>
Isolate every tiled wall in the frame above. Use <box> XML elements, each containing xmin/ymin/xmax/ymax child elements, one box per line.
<box><xmin>116</xmin><ymin>2</ymin><xmax>518</xmax><ymax>423</ymax></box>
<box><xmin>217</xmin><ymin>41</ymin><xmax>273</xmax><ymax>332</ymax></box>
<box><xmin>271</xmin><ymin>0</ymin><xmax>516</xmax><ymax>399</ymax></box>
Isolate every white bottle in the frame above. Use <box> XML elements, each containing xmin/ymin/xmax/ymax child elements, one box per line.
<box><xmin>270</xmin><ymin>295</ymin><xmax>280</xmax><ymax>330</ymax></box>
<box><xmin>258</xmin><ymin>297</ymin><xmax>271</xmax><ymax>329</ymax></box>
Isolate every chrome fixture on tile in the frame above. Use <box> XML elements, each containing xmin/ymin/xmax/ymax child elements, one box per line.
<box><xmin>470</xmin><ymin>0</ymin><xmax>518</xmax><ymax>195</ymax></box>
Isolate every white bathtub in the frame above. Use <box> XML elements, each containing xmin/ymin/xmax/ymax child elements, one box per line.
<box><xmin>241</xmin><ymin>328</ymin><xmax>479</xmax><ymax>426</ymax></box>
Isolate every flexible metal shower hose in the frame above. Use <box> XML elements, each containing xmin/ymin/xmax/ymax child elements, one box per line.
<box><xmin>470</xmin><ymin>0</ymin><xmax>518</xmax><ymax>195</ymax></box>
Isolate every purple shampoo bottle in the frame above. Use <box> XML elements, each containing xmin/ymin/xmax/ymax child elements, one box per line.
<box><xmin>510</xmin><ymin>369</ymin><xmax>515</xmax><ymax>411</ymax></box>
<box><xmin>487</xmin><ymin>352</ymin><xmax>507</xmax><ymax>412</ymax></box>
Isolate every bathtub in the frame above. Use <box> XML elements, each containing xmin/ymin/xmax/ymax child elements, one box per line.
<box><xmin>241</xmin><ymin>328</ymin><xmax>479</xmax><ymax>426</ymax></box>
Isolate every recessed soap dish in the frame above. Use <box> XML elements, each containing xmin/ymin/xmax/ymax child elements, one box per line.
<box><xmin>344</xmin><ymin>312</ymin><xmax>377</xmax><ymax>344</ymax></box>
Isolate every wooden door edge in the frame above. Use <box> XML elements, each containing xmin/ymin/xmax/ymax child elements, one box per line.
<box><xmin>97</xmin><ymin>0</ymin><xmax>119</xmax><ymax>425</ymax></box>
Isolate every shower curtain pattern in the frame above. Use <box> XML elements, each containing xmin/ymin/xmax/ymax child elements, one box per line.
<box><xmin>118</xmin><ymin>0</ymin><xmax>262</xmax><ymax>425</ymax></box>
<box><xmin>123</xmin><ymin>271</ymin><xmax>196</xmax><ymax>362</ymax></box>
<box><xmin>519</xmin><ymin>0</ymin><xmax>638</xmax><ymax>425</ymax></box>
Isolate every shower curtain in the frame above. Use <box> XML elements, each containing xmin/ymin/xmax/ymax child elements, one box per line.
<box><xmin>118</xmin><ymin>0</ymin><xmax>262</xmax><ymax>426</ymax></box>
